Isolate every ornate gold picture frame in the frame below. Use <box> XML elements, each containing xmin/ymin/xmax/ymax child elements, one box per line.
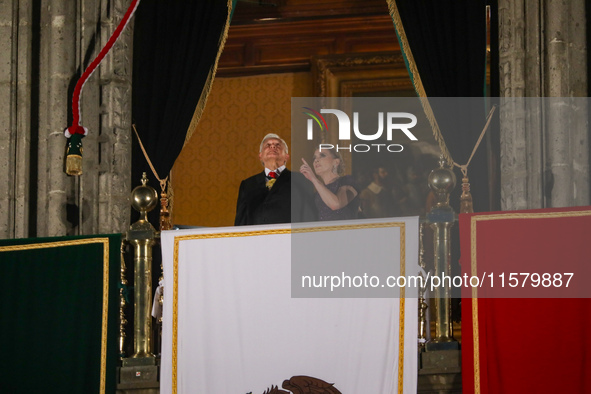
<box><xmin>312</xmin><ymin>51</ymin><xmax>414</xmax><ymax>98</ymax></box>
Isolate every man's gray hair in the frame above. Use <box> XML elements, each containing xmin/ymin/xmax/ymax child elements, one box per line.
<box><xmin>259</xmin><ymin>133</ymin><xmax>288</xmax><ymax>154</ymax></box>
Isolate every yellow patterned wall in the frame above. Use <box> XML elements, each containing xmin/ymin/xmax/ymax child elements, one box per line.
<box><xmin>171</xmin><ymin>72</ymin><xmax>313</xmax><ymax>227</ymax></box>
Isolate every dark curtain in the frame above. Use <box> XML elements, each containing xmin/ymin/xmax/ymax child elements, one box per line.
<box><xmin>396</xmin><ymin>2</ymin><xmax>485</xmax><ymax>97</ymax></box>
<box><xmin>0</xmin><ymin>235</ymin><xmax>121</xmax><ymax>394</ymax></box>
<box><xmin>391</xmin><ymin>0</ymin><xmax>491</xmax><ymax>212</ymax></box>
<box><xmin>131</xmin><ymin>1</ymin><xmax>233</xmax><ymax>225</ymax></box>
<box><xmin>390</xmin><ymin>1</ymin><xmax>490</xmax><ymax>326</ymax></box>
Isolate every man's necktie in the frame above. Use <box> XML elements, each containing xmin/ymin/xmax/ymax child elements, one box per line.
<box><xmin>266</xmin><ymin>171</ymin><xmax>278</xmax><ymax>189</ymax></box>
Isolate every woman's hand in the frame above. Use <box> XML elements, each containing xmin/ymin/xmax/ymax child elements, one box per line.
<box><xmin>302</xmin><ymin>157</ymin><xmax>357</xmax><ymax>211</ymax></box>
<box><xmin>300</xmin><ymin>158</ymin><xmax>317</xmax><ymax>182</ymax></box>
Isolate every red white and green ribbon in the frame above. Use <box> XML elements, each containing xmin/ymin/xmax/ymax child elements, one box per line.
<box><xmin>65</xmin><ymin>0</ymin><xmax>141</xmax><ymax>174</ymax></box>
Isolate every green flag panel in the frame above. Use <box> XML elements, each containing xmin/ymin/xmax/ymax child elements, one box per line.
<box><xmin>0</xmin><ymin>234</ymin><xmax>121</xmax><ymax>394</ymax></box>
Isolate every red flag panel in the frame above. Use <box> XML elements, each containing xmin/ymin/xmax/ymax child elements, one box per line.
<box><xmin>460</xmin><ymin>207</ymin><xmax>591</xmax><ymax>394</ymax></box>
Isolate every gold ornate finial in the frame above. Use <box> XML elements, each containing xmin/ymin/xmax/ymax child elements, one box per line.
<box><xmin>130</xmin><ymin>174</ymin><xmax>158</xmax><ymax>231</ymax></box>
<box><xmin>427</xmin><ymin>157</ymin><xmax>456</xmax><ymax>210</ymax></box>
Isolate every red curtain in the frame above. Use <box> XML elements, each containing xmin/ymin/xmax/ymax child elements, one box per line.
<box><xmin>460</xmin><ymin>207</ymin><xmax>591</xmax><ymax>394</ymax></box>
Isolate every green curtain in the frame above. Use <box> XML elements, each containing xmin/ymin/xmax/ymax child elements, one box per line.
<box><xmin>0</xmin><ymin>234</ymin><xmax>121</xmax><ymax>394</ymax></box>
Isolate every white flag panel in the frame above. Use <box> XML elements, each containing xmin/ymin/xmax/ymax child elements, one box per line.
<box><xmin>161</xmin><ymin>218</ymin><xmax>419</xmax><ymax>394</ymax></box>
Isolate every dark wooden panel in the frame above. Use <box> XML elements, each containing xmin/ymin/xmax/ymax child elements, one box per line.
<box><xmin>217</xmin><ymin>14</ymin><xmax>400</xmax><ymax>76</ymax></box>
<box><xmin>254</xmin><ymin>38</ymin><xmax>337</xmax><ymax>65</ymax></box>
<box><xmin>343</xmin><ymin>34</ymin><xmax>400</xmax><ymax>54</ymax></box>
<box><xmin>232</xmin><ymin>0</ymin><xmax>390</xmax><ymax>25</ymax></box>
<box><xmin>219</xmin><ymin>44</ymin><xmax>246</xmax><ymax>67</ymax></box>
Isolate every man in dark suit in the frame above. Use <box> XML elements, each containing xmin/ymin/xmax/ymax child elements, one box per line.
<box><xmin>235</xmin><ymin>133</ymin><xmax>316</xmax><ymax>225</ymax></box>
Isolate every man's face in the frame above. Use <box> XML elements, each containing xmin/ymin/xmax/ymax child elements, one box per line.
<box><xmin>259</xmin><ymin>138</ymin><xmax>289</xmax><ymax>169</ymax></box>
<box><xmin>377</xmin><ymin>168</ymin><xmax>389</xmax><ymax>181</ymax></box>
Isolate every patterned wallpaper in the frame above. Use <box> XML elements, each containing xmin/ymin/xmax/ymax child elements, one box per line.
<box><xmin>171</xmin><ymin>72</ymin><xmax>313</xmax><ymax>227</ymax></box>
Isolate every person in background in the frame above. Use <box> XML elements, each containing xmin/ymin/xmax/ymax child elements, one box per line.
<box><xmin>359</xmin><ymin>166</ymin><xmax>399</xmax><ymax>218</ymax></box>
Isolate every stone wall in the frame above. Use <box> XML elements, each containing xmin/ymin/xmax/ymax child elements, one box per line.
<box><xmin>0</xmin><ymin>0</ymin><xmax>133</xmax><ymax>239</ymax></box>
<box><xmin>499</xmin><ymin>0</ymin><xmax>589</xmax><ymax>210</ymax></box>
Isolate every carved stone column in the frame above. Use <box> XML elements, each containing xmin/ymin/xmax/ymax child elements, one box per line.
<box><xmin>37</xmin><ymin>0</ymin><xmax>78</xmax><ymax>237</ymax></box>
<box><xmin>543</xmin><ymin>0</ymin><xmax>589</xmax><ymax>207</ymax></box>
<box><xmin>97</xmin><ymin>0</ymin><xmax>133</xmax><ymax>235</ymax></box>
<box><xmin>0</xmin><ymin>0</ymin><xmax>34</xmax><ymax>239</ymax></box>
<box><xmin>498</xmin><ymin>0</ymin><xmax>589</xmax><ymax>209</ymax></box>
<box><xmin>73</xmin><ymin>0</ymin><xmax>133</xmax><ymax>236</ymax></box>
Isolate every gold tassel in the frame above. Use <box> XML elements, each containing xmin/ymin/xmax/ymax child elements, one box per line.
<box><xmin>460</xmin><ymin>174</ymin><xmax>474</xmax><ymax>214</ymax></box>
<box><xmin>65</xmin><ymin>133</ymin><xmax>84</xmax><ymax>176</ymax></box>
<box><xmin>159</xmin><ymin>179</ymin><xmax>173</xmax><ymax>230</ymax></box>
<box><xmin>159</xmin><ymin>192</ymin><xmax>172</xmax><ymax>230</ymax></box>
<box><xmin>66</xmin><ymin>154</ymin><xmax>83</xmax><ymax>176</ymax></box>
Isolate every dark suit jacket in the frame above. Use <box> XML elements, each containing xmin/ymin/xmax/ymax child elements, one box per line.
<box><xmin>234</xmin><ymin>169</ymin><xmax>317</xmax><ymax>226</ymax></box>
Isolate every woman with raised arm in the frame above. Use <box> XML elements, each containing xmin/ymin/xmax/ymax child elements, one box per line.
<box><xmin>300</xmin><ymin>149</ymin><xmax>359</xmax><ymax>221</ymax></box>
